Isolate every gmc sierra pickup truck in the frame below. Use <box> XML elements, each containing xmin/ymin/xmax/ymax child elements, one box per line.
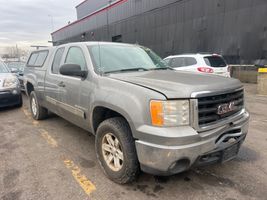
<box><xmin>24</xmin><ymin>42</ymin><xmax>249</xmax><ymax>184</ymax></box>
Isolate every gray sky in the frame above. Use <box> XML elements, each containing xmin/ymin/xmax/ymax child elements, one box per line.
<box><xmin>0</xmin><ymin>0</ymin><xmax>81</xmax><ymax>53</ymax></box>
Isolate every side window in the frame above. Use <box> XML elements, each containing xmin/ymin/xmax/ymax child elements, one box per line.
<box><xmin>164</xmin><ymin>58</ymin><xmax>172</xmax><ymax>65</ymax></box>
<box><xmin>27</xmin><ymin>51</ymin><xmax>48</xmax><ymax>67</ymax></box>
<box><xmin>28</xmin><ymin>53</ymin><xmax>38</xmax><ymax>66</ymax></box>
<box><xmin>52</xmin><ymin>47</ymin><xmax>65</xmax><ymax>74</ymax></box>
<box><xmin>204</xmin><ymin>56</ymin><xmax>227</xmax><ymax>67</ymax></box>
<box><xmin>184</xmin><ymin>57</ymin><xmax>197</xmax><ymax>66</ymax></box>
<box><xmin>65</xmin><ymin>47</ymin><xmax>87</xmax><ymax>71</ymax></box>
<box><xmin>35</xmin><ymin>51</ymin><xmax>48</xmax><ymax>66</ymax></box>
<box><xmin>171</xmin><ymin>57</ymin><xmax>185</xmax><ymax>68</ymax></box>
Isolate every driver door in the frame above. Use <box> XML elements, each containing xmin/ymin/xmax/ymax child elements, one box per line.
<box><xmin>57</xmin><ymin>46</ymin><xmax>88</xmax><ymax>127</ymax></box>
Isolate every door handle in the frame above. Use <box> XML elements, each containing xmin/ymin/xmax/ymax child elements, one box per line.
<box><xmin>58</xmin><ymin>81</ymin><xmax>66</xmax><ymax>87</ymax></box>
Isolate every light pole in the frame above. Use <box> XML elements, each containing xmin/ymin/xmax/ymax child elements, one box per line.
<box><xmin>106</xmin><ymin>0</ymin><xmax>112</xmax><ymax>41</ymax></box>
<box><xmin>48</xmin><ymin>15</ymin><xmax>54</xmax><ymax>32</ymax></box>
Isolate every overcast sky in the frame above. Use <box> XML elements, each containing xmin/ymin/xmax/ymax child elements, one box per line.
<box><xmin>0</xmin><ymin>0</ymin><xmax>81</xmax><ymax>53</ymax></box>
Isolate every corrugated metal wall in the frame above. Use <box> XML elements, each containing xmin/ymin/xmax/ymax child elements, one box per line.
<box><xmin>76</xmin><ymin>0</ymin><xmax>117</xmax><ymax>19</ymax></box>
<box><xmin>52</xmin><ymin>0</ymin><xmax>267</xmax><ymax>64</ymax></box>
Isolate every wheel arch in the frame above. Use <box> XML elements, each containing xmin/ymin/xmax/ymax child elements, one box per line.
<box><xmin>91</xmin><ymin>104</ymin><xmax>135</xmax><ymax>137</ymax></box>
<box><xmin>26</xmin><ymin>81</ymin><xmax>34</xmax><ymax>96</ymax></box>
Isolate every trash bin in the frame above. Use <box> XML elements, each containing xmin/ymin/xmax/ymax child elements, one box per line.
<box><xmin>258</xmin><ymin>67</ymin><xmax>267</xmax><ymax>95</ymax></box>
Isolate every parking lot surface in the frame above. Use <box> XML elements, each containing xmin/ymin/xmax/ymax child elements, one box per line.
<box><xmin>1</xmin><ymin>84</ymin><xmax>267</xmax><ymax>200</ymax></box>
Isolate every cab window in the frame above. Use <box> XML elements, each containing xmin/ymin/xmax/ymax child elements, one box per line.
<box><xmin>28</xmin><ymin>53</ymin><xmax>38</xmax><ymax>66</ymax></box>
<box><xmin>27</xmin><ymin>50</ymin><xmax>48</xmax><ymax>67</ymax></box>
<box><xmin>65</xmin><ymin>47</ymin><xmax>87</xmax><ymax>71</ymax></box>
<box><xmin>52</xmin><ymin>47</ymin><xmax>65</xmax><ymax>74</ymax></box>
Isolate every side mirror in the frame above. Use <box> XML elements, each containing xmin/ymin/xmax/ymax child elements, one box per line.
<box><xmin>18</xmin><ymin>71</ymin><xmax>24</xmax><ymax>76</ymax></box>
<box><xmin>59</xmin><ymin>64</ymin><xmax>87</xmax><ymax>78</ymax></box>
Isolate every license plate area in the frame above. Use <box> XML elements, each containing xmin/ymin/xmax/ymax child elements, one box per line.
<box><xmin>221</xmin><ymin>141</ymin><xmax>241</xmax><ymax>162</ymax></box>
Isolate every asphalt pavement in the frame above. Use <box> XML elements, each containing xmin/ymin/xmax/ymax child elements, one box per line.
<box><xmin>1</xmin><ymin>84</ymin><xmax>267</xmax><ymax>200</ymax></box>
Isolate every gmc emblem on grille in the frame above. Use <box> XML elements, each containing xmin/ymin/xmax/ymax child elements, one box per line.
<box><xmin>217</xmin><ymin>101</ymin><xmax>236</xmax><ymax>115</ymax></box>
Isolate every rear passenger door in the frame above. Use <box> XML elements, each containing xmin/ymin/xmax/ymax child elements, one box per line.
<box><xmin>57</xmin><ymin>46</ymin><xmax>88</xmax><ymax>126</ymax></box>
<box><xmin>44</xmin><ymin>47</ymin><xmax>65</xmax><ymax>115</ymax></box>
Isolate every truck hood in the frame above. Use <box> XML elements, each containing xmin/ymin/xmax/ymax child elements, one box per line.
<box><xmin>108</xmin><ymin>70</ymin><xmax>242</xmax><ymax>98</ymax></box>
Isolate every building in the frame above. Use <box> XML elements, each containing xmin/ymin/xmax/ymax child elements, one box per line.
<box><xmin>51</xmin><ymin>0</ymin><xmax>267</xmax><ymax>64</ymax></box>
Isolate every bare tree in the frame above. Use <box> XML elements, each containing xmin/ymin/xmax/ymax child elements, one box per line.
<box><xmin>3</xmin><ymin>46</ymin><xmax>30</xmax><ymax>61</ymax></box>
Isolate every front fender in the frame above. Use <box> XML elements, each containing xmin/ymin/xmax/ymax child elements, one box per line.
<box><xmin>91</xmin><ymin>101</ymin><xmax>136</xmax><ymax>136</ymax></box>
<box><xmin>90</xmin><ymin>78</ymin><xmax>166</xmax><ymax>138</ymax></box>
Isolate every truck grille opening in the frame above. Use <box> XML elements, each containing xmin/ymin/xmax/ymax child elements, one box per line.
<box><xmin>198</xmin><ymin>89</ymin><xmax>244</xmax><ymax>127</ymax></box>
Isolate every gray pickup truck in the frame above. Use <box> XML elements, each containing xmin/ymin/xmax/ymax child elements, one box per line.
<box><xmin>24</xmin><ymin>42</ymin><xmax>249</xmax><ymax>184</ymax></box>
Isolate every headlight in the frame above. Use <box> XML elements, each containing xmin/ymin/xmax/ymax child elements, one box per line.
<box><xmin>3</xmin><ymin>76</ymin><xmax>18</xmax><ymax>88</ymax></box>
<box><xmin>150</xmin><ymin>100</ymin><xmax>189</xmax><ymax>127</ymax></box>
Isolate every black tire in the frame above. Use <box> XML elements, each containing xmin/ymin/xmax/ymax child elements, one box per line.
<box><xmin>30</xmin><ymin>91</ymin><xmax>48</xmax><ymax>120</ymax></box>
<box><xmin>95</xmin><ymin>117</ymin><xmax>140</xmax><ymax>184</ymax></box>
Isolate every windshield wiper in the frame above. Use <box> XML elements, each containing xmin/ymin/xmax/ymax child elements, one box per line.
<box><xmin>104</xmin><ymin>67</ymin><xmax>149</xmax><ymax>74</ymax></box>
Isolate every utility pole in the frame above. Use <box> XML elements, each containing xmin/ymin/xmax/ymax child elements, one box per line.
<box><xmin>48</xmin><ymin>15</ymin><xmax>54</xmax><ymax>32</ymax></box>
<box><xmin>106</xmin><ymin>0</ymin><xmax>112</xmax><ymax>41</ymax></box>
<box><xmin>16</xmin><ymin>44</ymin><xmax>20</xmax><ymax>62</ymax></box>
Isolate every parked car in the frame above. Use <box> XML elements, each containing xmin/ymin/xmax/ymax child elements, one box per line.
<box><xmin>0</xmin><ymin>61</ymin><xmax>22</xmax><ymax>108</ymax></box>
<box><xmin>164</xmin><ymin>53</ymin><xmax>231</xmax><ymax>77</ymax></box>
<box><xmin>24</xmin><ymin>42</ymin><xmax>249</xmax><ymax>184</ymax></box>
<box><xmin>6</xmin><ymin>61</ymin><xmax>26</xmax><ymax>91</ymax></box>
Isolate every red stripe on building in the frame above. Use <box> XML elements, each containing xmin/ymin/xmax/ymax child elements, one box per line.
<box><xmin>52</xmin><ymin>0</ymin><xmax>128</xmax><ymax>35</ymax></box>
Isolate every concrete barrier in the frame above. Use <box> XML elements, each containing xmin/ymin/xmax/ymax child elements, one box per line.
<box><xmin>257</xmin><ymin>68</ymin><xmax>267</xmax><ymax>95</ymax></box>
<box><xmin>230</xmin><ymin>65</ymin><xmax>261</xmax><ymax>84</ymax></box>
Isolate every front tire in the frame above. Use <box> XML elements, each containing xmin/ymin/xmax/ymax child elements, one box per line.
<box><xmin>30</xmin><ymin>91</ymin><xmax>48</xmax><ymax>120</ymax></box>
<box><xmin>95</xmin><ymin>117</ymin><xmax>140</xmax><ymax>184</ymax></box>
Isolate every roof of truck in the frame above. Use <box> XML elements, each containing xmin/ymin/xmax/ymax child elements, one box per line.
<box><xmin>57</xmin><ymin>41</ymin><xmax>139</xmax><ymax>47</ymax></box>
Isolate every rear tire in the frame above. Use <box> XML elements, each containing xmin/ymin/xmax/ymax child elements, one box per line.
<box><xmin>30</xmin><ymin>91</ymin><xmax>48</xmax><ymax>120</ymax></box>
<box><xmin>95</xmin><ymin>117</ymin><xmax>140</xmax><ymax>184</ymax></box>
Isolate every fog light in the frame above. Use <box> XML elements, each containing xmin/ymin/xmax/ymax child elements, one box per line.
<box><xmin>12</xmin><ymin>89</ymin><xmax>18</xmax><ymax>95</ymax></box>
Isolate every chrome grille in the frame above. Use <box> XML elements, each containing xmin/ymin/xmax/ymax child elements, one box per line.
<box><xmin>198</xmin><ymin>89</ymin><xmax>244</xmax><ymax>126</ymax></box>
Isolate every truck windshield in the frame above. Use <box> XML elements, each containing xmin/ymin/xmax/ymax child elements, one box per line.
<box><xmin>0</xmin><ymin>62</ymin><xmax>9</xmax><ymax>73</ymax></box>
<box><xmin>88</xmin><ymin>44</ymin><xmax>169</xmax><ymax>74</ymax></box>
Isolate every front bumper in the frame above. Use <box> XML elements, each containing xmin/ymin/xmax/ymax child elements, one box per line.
<box><xmin>135</xmin><ymin>110</ymin><xmax>249</xmax><ymax>176</ymax></box>
<box><xmin>18</xmin><ymin>77</ymin><xmax>25</xmax><ymax>91</ymax></box>
<box><xmin>0</xmin><ymin>89</ymin><xmax>21</xmax><ymax>108</ymax></box>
